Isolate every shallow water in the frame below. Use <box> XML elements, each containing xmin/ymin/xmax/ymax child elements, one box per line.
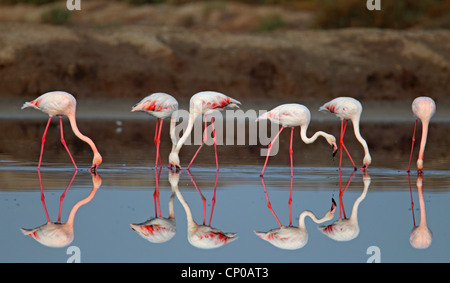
<box><xmin>1</xmin><ymin>118</ymin><xmax>450</xmax><ymax>263</ymax></box>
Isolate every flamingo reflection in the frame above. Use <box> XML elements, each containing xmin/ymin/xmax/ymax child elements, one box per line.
<box><xmin>254</xmin><ymin>176</ymin><xmax>336</xmax><ymax>250</ymax></box>
<box><xmin>130</xmin><ymin>167</ymin><xmax>176</xmax><ymax>243</ymax></box>
<box><xmin>408</xmin><ymin>174</ymin><xmax>432</xmax><ymax>249</ymax></box>
<box><xmin>319</xmin><ymin>171</ymin><xmax>370</xmax><ymax>241</ymax></box>
<box><xmin>171</xmin><ymin>170</ymin><xmax>237</xmax><ymax>249</ymax></box>
<box><xmin>21</xmin><ymin>170</ymin><xmax>101</xmax><ymax>248</ymax></box>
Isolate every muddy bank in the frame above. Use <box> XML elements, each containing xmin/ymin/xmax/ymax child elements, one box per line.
<box><xmin>0</xmin><ymin>22</ymin><xmax>449</xmax><ymax>105</ymax></box>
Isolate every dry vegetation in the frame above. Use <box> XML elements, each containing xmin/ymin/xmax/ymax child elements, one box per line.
<box><xmin>0</xmin><ymin>0</ymin><xmax>449</xmax><ymax>105</ymax></box>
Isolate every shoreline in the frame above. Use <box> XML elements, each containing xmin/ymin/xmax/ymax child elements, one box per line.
<box><xmin>3</xmin><ymin>98</ymin><xmax>450</xmax><ymax>123</ymax></box>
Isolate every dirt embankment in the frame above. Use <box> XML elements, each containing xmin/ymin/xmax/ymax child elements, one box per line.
<box><xmin>0</xmin><ymin>2</ymin><xmax>449</xmax><ymax>106</ymax></box>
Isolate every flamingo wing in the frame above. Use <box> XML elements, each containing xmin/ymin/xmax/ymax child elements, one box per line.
<box><xmin>319</xmin><ymin>97</ymin><xmax>361</xmax><ymax>120</ymax></box>
<box><xmin>190</xmin><ymin>227</ymin><xmax>237</xmax><ymax>249</ymax></box>
<box><xmin>132</xmin><ymin>93</ymin><xmax>178</xmax><ymax>118</ymax></box>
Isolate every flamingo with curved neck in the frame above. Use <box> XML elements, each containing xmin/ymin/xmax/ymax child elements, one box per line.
<box><xmin>254</xmin><ymin>198</ymin><xmax>336</xmax><ymax>250</ymax></box>
<box><xmin>320</xmin><ymin>172</ymin><xmax>371</xmax><ymax>242</ymax></box>
<box><xmin>168</xmin><ymin>91</ymin><xmax>241</xmax><ymax>171</ymax></box>
<box><xmin>319</xmin><ymin>97</ymin><xmax>371</xmax><ymax>171</ymax></box>
<box><xmin>407</xmin><ymin>96</ymin><xmax>436</xmax><ymax>175</ymax></box>
<box><xmin>169</xmin><ymin>171</ymin><xmax>237</xmax><ymax>249</ymax></box>
<box><xmin>21</xmin><ymin>172</ymin><xmax>102</xmax><ymax>248</ymax></box>
<box><xmin>409</xmin><ymin>175</ymin><xmax>432</xmax><ymax>249</ymax></box>
<box><xmin>256</xmin><ymin>103</ymin><xmax>337</xmax><ymax>177</ymax></box>
<box><xmin>131</xmin><ymin>93</ymin><xmax>179</xmax><ymax>168</ymax></box>
<box><xmin>21</xmin><ymin>91</ymin><xmax>102</xmax><ymax>172</ymax></box>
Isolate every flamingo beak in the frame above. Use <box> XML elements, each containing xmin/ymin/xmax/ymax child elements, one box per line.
<box><xmin>169</xmin><ymin>163</ymin><xmax>182</xmax><ymax>173</ymax></box>
<box><xmin>331</xmin><ymin>198</ymin><xmax>337</xmax><ymax>213</ymax></box>
<box><xmin>332</xmin><ymin>142</ymin><xmax>338</xmax><ymax>158</ymax></box>
<box><xmin>90</xmin><ymin>164</ymin><xmax>98</xmax><ymax>174</ymax></box>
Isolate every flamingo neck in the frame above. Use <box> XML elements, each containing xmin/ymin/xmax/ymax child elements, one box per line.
<box><xmin>174</xmin><ymin>186</ymin><xmax>198</xmax><ymax>229</ymax></box>
<box><xmin>416</xmin><ymin>178</ymin><xmax>428</xmax><ymax>227</ymax></box>
<box><xmin>351</xmin><ymin>118</ymin><xmax>371</xmax><ymax>160</ymax></box>
<box><xmin>174</xmin><ymin>110</ymin><xmax>198</xmax><ymax>154</ymax></box>
<box><xmin>299</xmin><ymin>125</ymin><xmax>328</xmax><ymax>145</ymax></box>
<box><xmin>168</xmin><ymin>189</ymin><xmax>176</xmax><ymax>219</ymax></box>
<box><xmin>66</xmin><ymin>185</ymin><xmax>99</xmax><ymax>226</ymax></box>
<box><xmin>169</xmin><ymin>114</ymin><xmax>178</xmax><ymax>153</ymax></box>
<box><xmin>298</xmin><ymin>210</ymin><xmax>329</xmax><ymax>229</ymax></box>
<box><xmin>417</xmin><ymin>119</ymin><xmax>430</xmax><ymax>170</ymax></box>
<box><xmin>348</xmin><ymin>177</ymin><xmax>370</xmax><ymax>222</ymax></box>
<box><xmin>67</xmin><ymin>113</ymin><xmax>99</xmax><ymax>155</ymax></box>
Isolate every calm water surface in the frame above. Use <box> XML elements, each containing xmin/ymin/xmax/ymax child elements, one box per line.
<box><xmin>1</xmin><ymin>118</ymin><xmax>449</xmax><ymax>263</ymax></box>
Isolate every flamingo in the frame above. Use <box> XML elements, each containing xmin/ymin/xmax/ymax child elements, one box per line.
<box><xmin>130</xmin><ymin>166</ymin><xmax>176</xmax><ymax>244</ymax></box>
<box><xmin>256</xmin><ymin>103</ymin><xmax>338</xmax><ymax>177</ymax></box>
<box><xmin>170</xmin><ymin>170</ymin><xmax>237</xmax><ymax>249</ymax></box>
<box><xmin>254</xmin><ymin>198</ymin><xmax>336</xmax><ymax>250</ymax></box>
<box><xmin>21</xmin><ymin>172</ymin><xmax>102</xmax><ymax>248</ymax></box>
<box><xmin>168</xmin><ymin>91</ymin><xmax>241</xmax><ymax>171</ymax></box>
<box><xmin>131</xmin><ymin>93</ymin><xmax>179</xmax><ymax>168</ymax></box>
<box><xmin>407</xmin><ymin>96</ymin><xmax>436</xmax><ymax>175</ymax></box>
<box><xmin>409</xmin><ymin>174</ymin><xmax>432</xmax><ymax>249</ymax></box>
<box><xmin>21</xmin><ymin>91</ymin><xmax>102</xmax><ymax>173</ymax></box>
<box><xmin>319</xmin><ymin>171</ymin><xmax>370</xmax><ymax>242</ymax></box>
<box><xmin>319</xmin><ymin>97</ymin><xmax>371</xmax><ymax>171</ymax></box>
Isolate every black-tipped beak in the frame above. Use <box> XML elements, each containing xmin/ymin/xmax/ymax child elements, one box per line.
<box><xmin>330</xmin><ymin>198</ymin><xmax>337</xmax><ymax>213</ymax></box>
<box><xmin>169</xmin><ymin>164</ymin><xmax>182</xmax><ymax>173</ymax></box>
<box><xmin>332</xmin><ymin>146</ymin><xmax>338</xmax><ymax>158</ymax></box>
<box><xmin>90</xmin><ymin>165</ymin><xmax>98</xmax><ymax>174</ymax></box>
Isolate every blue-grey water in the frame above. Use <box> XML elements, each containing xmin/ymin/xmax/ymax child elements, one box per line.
<box><xmin>1</xmin><ymin>160</ymin><xmax>449</xmax><ymax>263</ymax></box>
<box><xmin>1</xmin><ymin>116</ymin><xmax>449</xmax><ymax>263</ymax></box>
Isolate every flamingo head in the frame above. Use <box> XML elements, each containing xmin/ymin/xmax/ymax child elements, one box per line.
<box><xmin>323</xmin><ymin>198</ymin><xmax>337</xmax><ymax>221</ymax></box>
<box><xmin>326</xmin><ymin>135</ymin><xmax>338</xmax><ymax>157</ymax></box>
<box><xmin>416</xmin><ymin>159</ymin><xmax>424</xmax><ymax>173</ymax></box>
<box><xmin>409</xmin><ymin>225</ymin><xmax>432</xmax><ymax>249</ymax></box>
<box><xmin>362</xmin><ymin>153</ymin><xmax>372</xmax><ymax>170</ymax></box>
<box><xmin>168</xmin><ymin>152</ymin><xmax>181</xmax><ymax>172</ymax></box>
<box><xmin>90</xmin><ymin>153</ymin><xmax>102</xmax><ymax>173</ymax></box>
<box><xmin>330</xmin><ymin>198</ymin><xmax>337</xmax><ymax>214</ymax></box>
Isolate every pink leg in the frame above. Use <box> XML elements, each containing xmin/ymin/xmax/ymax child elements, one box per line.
<box><xmin>208</xmin><ymin>169</ymin><xmax>219</xmax><ymax>226</ymax></box>
<box><xmin>38</xmin><ymin>169</ymin><xmax>50</xmax><ymax>222</ymax></box>
<box><xmin>407</xmin><ymin>172</ymin><xmax>416</xmax><ymax>226</ymax></box>
<box><xmin>153</xmin><ymin>164</ymin><xmax>163</xmax><ymax>217</ymax></box>
<box><xmin>260</xmin><ymin>176</ymin><xmax>282</xmax><ymax>227</ymax></box>
<box><xmin>58</xmin><ymin>169</ymin><xmax>77</xmax><ymax>222</ymax></box>
<box><xmin>340</xmin><ymin>120</ymin><xmax>357</xmax><ymax>170</ymax></box>
<box><xmin>288</xmin><ymin>128</ymin><xmax>294</xmax><ymax>225</ymax></box>
<box><xmin>338</xmin><ymin>171</ymin><xmax>355</xmax><ymax>219</ymax></box>
<box><xmin>187</xmin><ymin>119</ymin><xmax>208</xmax><ymax>170</ymax></box>
<box><xmin>154</xmin><ymin>118</ymin><xmax>163</xmax><ymax>169</ymax></box>
<box><xmin>153</xmin><ymin>119</ymin><xmax>159</xmax><ymax>167</ymax></box>
<box><xmin>188</xmin><ymin>171</ymin><xmax>207</xmax><ymax>225</ymax></box>
<box><xmin>289</xmin><ymin>127</ymin><xmax>294</xmax><ymax>177</ymax></box>
<box><xmin>38</xmin><ymin>116</ymin><xmax>53</xmax><ymax>170</ymax></box>
<box><xmin>210</xmin><ymin>115</ymin><xmax>219</xmax><ymax>171</ymax></box>
<box><xmin>288</xmin><ymin>173</ymin><xmax>293</xmax><ymax>226</ymax></box>
<box><xmin>407</xmin><ymin>120</ymin><xmax>417</xmax><ymax>173</ymax></box>
<box><xmin>260</xmin><ymin>126</ymin><xmax>284</xmax><ymax>177</ymax></box>
<box><xmin>59</xmin><ymin>117</ymin><xmax>78</xmax><ymax>170</ymax></box>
